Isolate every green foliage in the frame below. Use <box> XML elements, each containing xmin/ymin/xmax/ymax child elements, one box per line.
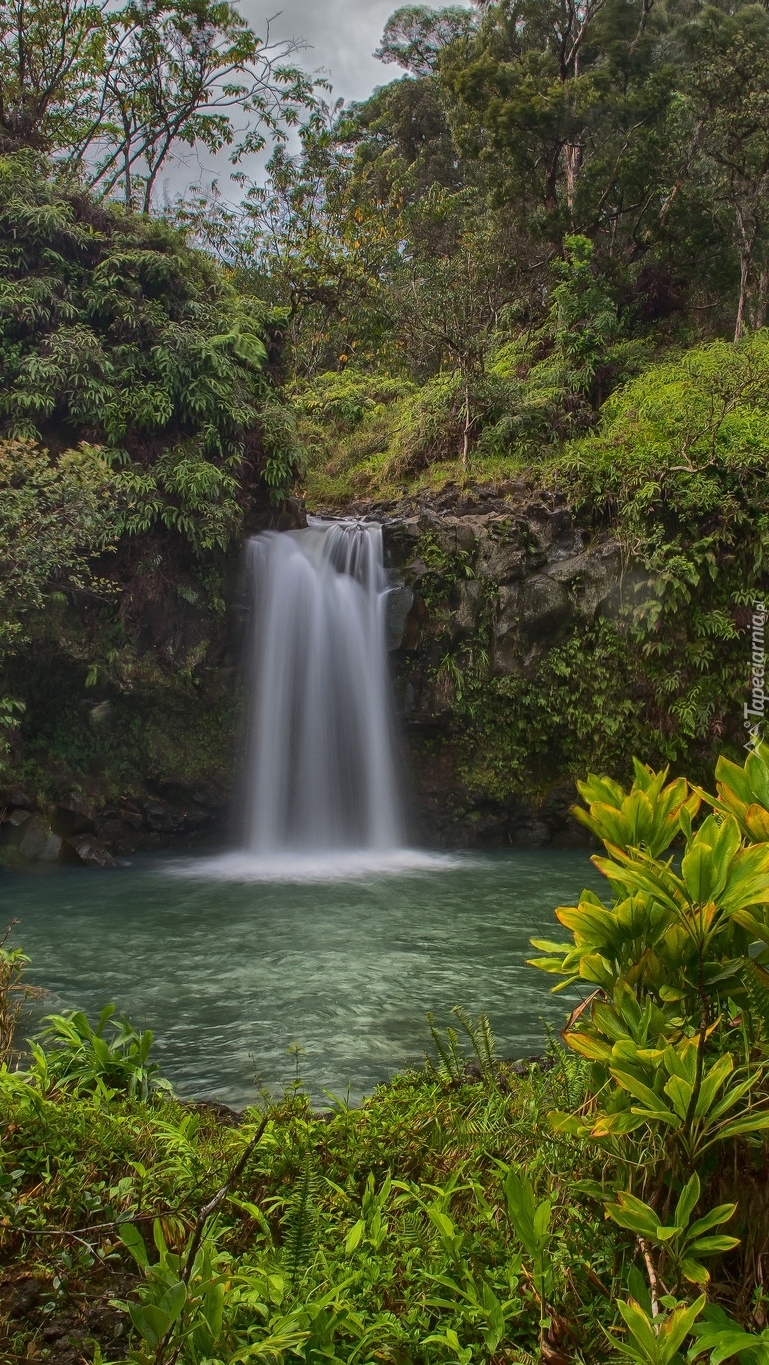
<box><xmin>31</xmin><ymin>1004</ymin><xmax>171</xmax><ymax>1101</ymax></box>
<box><xmin>0</xmin><ymin>153</ymin><xmax>294</xmax><ymax>559</ymax></box>
<box><xmin>531</xmin><ymin>746</ymin><xmax>769</xmax><ymax>1358</ymax></box>
<box><xmin>0</xmin><ymin>0</ymin><xmax>317</xmax><ymax>212</ymax></box>
<box><xmin>611</xmin><ymin>1293</ymin><xmax>706</xmax><ymax>1365</ymax></box>
<box><xmin>0</xmin><ymin>929</ymin><xmax>33</xmax><ymax>1063</ymax></box>
<box><xmin>549</xmin><ymin>235</ymin><xmax>621</xmax><ymax>400</ymax></box>
<box><xmin>604</xmin><ymin>1174</ymin><xmax>738</xmax><ymax>1288</ymax></box>
<box><xmin>426</xmin><ymin>1005</ymin><xmax>498</xmax><ymax>1086</ymax></box>
<box><xmin>0</xmin><ymin>156</ymin><xmax>295</xmax><ymax>801</ymax></box>
<box><xmin>0</xmin><ymin>436</ymin><xmax>120</xmax><ymax>656</ymax></box>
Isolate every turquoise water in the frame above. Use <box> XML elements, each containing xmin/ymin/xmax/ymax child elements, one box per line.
<box><xmin>5</xmin><ymin>850</ymin><xmax>602</xmax><ymax>1106</ymax></box>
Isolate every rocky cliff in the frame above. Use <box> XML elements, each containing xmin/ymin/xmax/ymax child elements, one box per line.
<box><xmin>2</xmin><ymin>484</ymin><xmax>632</xmax><ymax>859</ymax></box>
<box><xmin>361</xmin><ymin>481</ymin><xmax>623</xmax><ymax>847</ymax></box>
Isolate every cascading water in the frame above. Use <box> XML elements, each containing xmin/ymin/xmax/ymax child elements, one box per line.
<box><xmin>241</xmin><ymin>518</ymin><xmax>404</xmax><ymax>855</ymax></box>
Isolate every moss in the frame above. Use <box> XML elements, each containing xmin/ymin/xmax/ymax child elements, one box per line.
<box><xmin>3</xmin><ymin>633</ymin><xmax>237</xmax><ymax>806</ymax></box>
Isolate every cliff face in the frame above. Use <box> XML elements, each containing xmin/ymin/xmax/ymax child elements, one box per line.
<box><xmin>371</xmin><ymin>482</ymin><xmax>623</xmax><ymax>847</ymax></box>
<box><xmin>2</xmin><ymin>486</ymin><xmax>624</xmax><ymax>859</ymax></box>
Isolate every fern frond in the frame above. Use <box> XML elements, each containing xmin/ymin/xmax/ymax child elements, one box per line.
<box><xmin>281</xmin><ymin>1154</ymin><xmax>320</xmax><ymax>1287</ymax></box>
<box><xmin>426</xmin><ymin>1012</ymin><xmax>465</xmax><ymax>1083</ymax></box>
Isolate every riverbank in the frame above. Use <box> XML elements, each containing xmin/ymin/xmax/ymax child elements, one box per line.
<box><xmin>0</xmin><ymin>1049</ymin><xmax>606</xmax><ymax>1365</ymax></box>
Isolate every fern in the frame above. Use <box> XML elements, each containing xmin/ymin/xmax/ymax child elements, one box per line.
<box><xmin>426</xmin><ymin>1007</ymin><xmax>499</xmax><ymax>1087</ymax></box>
<box><xmin>542</xmin><ymin>1022</ymin><xmax>589</xmax><ymax>1110</ymax></box>
<box><xmin>281</xmin><ymin>1155</ymin><xmax>320</xmax><ymax>1288</ymax></box>
<box><xmin>452</xmin><ymin>1005</ymin><xmax>497</xmax><ymax>1081</ymax></box>
<box><xmin>426</xmin><ymin>1012</ymin><xmax>466</xmax><ymax>1084</ymax></box>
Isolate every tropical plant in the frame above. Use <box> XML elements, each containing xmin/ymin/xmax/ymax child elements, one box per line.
<box><xmin>0</xmin><ymin>925</ymin><xmax>34</xmax><ymax>1063</ymax></box>
<box><xmin>31</xmin><ymin>1004</ymin><xmax>171</xmax><ymax>1099</ymax></box>
<box><xmin>531</xmin><ymin>748</ymin><xmax>769</xmax><ymax>1358</ymax></box>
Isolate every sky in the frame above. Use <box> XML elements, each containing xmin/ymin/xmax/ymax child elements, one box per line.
<box><xmin>162</xmin><ymin>1</ymin><xmax>474</xmax><ymax>202</ymax></box>
<box><xmin>246</xmin><ymin>0</ymin><xmax>405</xmax><ymax>105</ymax></box>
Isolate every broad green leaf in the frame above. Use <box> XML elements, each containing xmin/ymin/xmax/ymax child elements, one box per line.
<box><xmin>674</xmin><ymin>1174</ymin><xmax>700</xmax><ymax>1230</ymax></box>
<box><xmin>716</xmin><ymin>1111</ymin><xmax>769</xmax><ymax>1142</ymax></box>
<box><xmin>118</xmin><ymin>1222</ymin><xmax>149</xmax><ymax>1269</ymax></box>
<box><xmin>656</xmin><ymin>1294</ymin><xmax>707</xmax><ymax>1361</ymax></box>
<box><xmin>615</xmin><ymin>1297</ymin><xmax>657</xmax><ymax>1357</ymax></box>
<box><xmin>345</xmin><ymin>1219</ymin><xmax>365</xmax><ymax>1253</ymax></box>
<box><xmin>611</xmin><ymin>1067</ymin><xmax>672</xmax><ymax>1113</ymax></box>
<box><xmin>687</xmin><ymin>1203</ymin><xmax>736</xmax><ymax>1239</ymax></box>
<box><xmin>689</xmin><ymin>1233</ymin><xmax>740</xmax><ymax>1255</ymax></box>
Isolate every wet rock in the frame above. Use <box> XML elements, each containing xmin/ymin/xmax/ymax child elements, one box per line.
<box><xmin>510</xmin><ymin>821</ymin><xmax>552</xmax><ymax>849</ymax></box>
<box><xmin>386</xmin><ymin>585</ymin><xmax>414</xmax><ymax>650</ymax></box>
<box><xmin>93</xmin><ymin>810</ymin><xmax>145</xmax><ymax>856</ymax></box>
<box><xmin>520</xmin><ymin>574</ymin><xmax>573</xmax><ymax>636</ymax></box>
<box><xmin>52</xmin><ymin>791</ymin><xmax>96</xmax><ymax>837</ymax></box>
<box><xmin>402</xmin><ymin>595</ymin><xmax>429</xmax><ymax>650</ymax></box>
<box><xmin>383</xmin><ymin>517</ymin><xmax>421</xmax><ymax>564</ymax></box>
<box><xmin>141</xmin><ymin>799</ymin><xmax>188</xmax><ymax>834</ymax></box>
<box><xmin>6</xmin><ymin>789</ymin><xmax>34</xmax><ymax>810</ymax></box>
<box><xmin>119</xmin><ymin>802</ymin><xmax>145</xmax><ymax>829</ymax></box>
<box><xmin>476</xmin><ymin>522</ymin><xmax>526</xmax><ymax>582</ymax></box>
<box><xmin>67</xmin><ymin>834</ymin><xmax>119</xmax><ymax>868</ymax></box>
<box><xmin>492</xmin><ymin>584</ymin><xmax>522</xmax><ymax>673</ymax></box>
<box><xmin>546</xmin><ymin>542</ymin><xmax>622</xmax><ymax>621</ymax></box>
<box><xmin>7</xmin><ymin>808</ymin><xmax>32</xmax><ymax>827</ymax></box>
<box><xmin>454</xmin><ymin>579</ymin><xmax>484</xmax><ymax>636</ymax></box>
<box><xmin>181</xmin><ymin>1098</ymin><xmax>243</xmax><ymax>1126</ymax></box>
<box><xmin>17</xmin><ymin>816</ymin><xmax>62</xmax><ymax>862</ymax></box>
<box><xmin>189</xmin><ymin>783</ymin><xmax>228</xmax><ymax>811</ymax></box>
<box><xmin>142</xmin><ymin>797</ymin><xmax>210</xmax><ymax>835</ymax></box>
<box><xmin>479</xmin><ymin>542</ymin><xmax>525</xmax><ymax>583</ymax></box>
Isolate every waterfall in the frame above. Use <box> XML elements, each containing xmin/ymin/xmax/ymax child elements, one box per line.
<box><xmin>241</xmin><ymin>518</ymin><xmax>404</xmax><ymax>855</ymax></box>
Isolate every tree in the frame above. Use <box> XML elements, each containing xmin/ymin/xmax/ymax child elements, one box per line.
<box><xmin>684</xmin><ymin>5</ymin><xmax>769</xmax><ymax>339</ymax></box>
<box><xmin>391</xmin><ymin>196</ymin><xmax>520</xmax><ymax>462</ymax></box>
<box><xmin>442</xmin><ymin>0</ymin><xmax>673</xmax><ymax>239</ymax></box>
<box><xmin>0</xmin><ymin>0</ymin><xmax>317</xmax><ymax>209</ymax></box>
<box><xmin>234</xmin><ymin>104</ymin><xmax>406</xmax><ymax>378</ymax></box>
<box><xmin>374</xmin><ymin>4</ymin><xmax>477</xmax><ymax>76</ymax></box>
<box><xmin>0</xmin><ymin>437</ymin><xmax>120</xmax><ymax>660</ymax></box>
<box><xmin>0</xmin><ymin>0</ymin><xmax>109</xmax><ymax>153</ymax></box>
<box><xmin>88</xmin><ymin>0</ymin><xmax>316</xmax><ymax>212</ymax></box>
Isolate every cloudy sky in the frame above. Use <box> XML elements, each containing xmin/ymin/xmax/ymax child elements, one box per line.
<box><xmin>164</xmin><ymin>1</ymin><xmax>474</xmax><ymax>200</ymax></box>
<box><xmin>246</xmin><ymin>0</ymin><xmax>405</xmax><ymax>104</ymax></box>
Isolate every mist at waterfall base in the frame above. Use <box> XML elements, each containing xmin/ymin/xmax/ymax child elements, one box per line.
<box><xmin>186</xmin><ymin>518</ymin><xmax>447</xmax><ymax>881</ymax></box>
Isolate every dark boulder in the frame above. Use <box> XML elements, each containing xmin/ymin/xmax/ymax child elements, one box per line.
<box><xmin>66</xmin><ymin>835</ymin><xmax>119</xmax><ymax>868</ymax></box>
<box><xmin>17</xmin><ymin>816</ymin><xmax>62</xmax><ymax>862</ymax></box>
<box><xmin>52</xmin><ymin>792</ymin><xmax>96</xmax><ymax>837</ymax></box>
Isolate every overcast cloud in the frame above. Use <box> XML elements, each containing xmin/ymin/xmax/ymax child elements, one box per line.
<box><xmin>248</xmin><ymin>1</ymin><xmax>403</xmax><ymax>104</ymax></box>
<box><xmin>162</xmin><ymin>1</ymin><xmax>472</xmax><ymax>201</ymax></box>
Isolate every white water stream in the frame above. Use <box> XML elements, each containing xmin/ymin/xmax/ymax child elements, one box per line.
<box><xmin>241</xmin><ymin>518</ymin><xmax>404</xmax><ymax>858</ymax></box>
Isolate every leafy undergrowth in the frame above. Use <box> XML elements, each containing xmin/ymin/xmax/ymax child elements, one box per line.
<box><xmin>6</xmin><ymin>747</ymin><xmax>769</xmax><ymax>1362</ymax></box>
<box><xmin>0</xmin><ymin>1042</ymin><xmax>617</xmax><ymax>1364</ymax></box>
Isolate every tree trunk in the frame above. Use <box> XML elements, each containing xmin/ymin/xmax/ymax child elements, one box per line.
<box><xmin>753</xmin><ymin>264</ymin><xmax>769</xmax><ymax>330</ymax></box>
<box><xmin>564</xmin><ymin>142</ymin><xmax>583</xmax><ymax>211</ymax></box>
<box><xmin>462</xmin><ymin>380</ymin><xmax>471</xmax><ymax>468</ymax></box>
<box><xmin>544</xmin><ymin>146</ymin><xmax>561</xmax><ymax>212</ymax></box>
<box><xmin>734</xmin><ymin>204</ymin><xmax>756</xmax><ymax>342</ymax></box>
<box><xmin>735</xmin><ymin>251</ymin><xmax>750</xmax><ymax>341</ymax></box>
